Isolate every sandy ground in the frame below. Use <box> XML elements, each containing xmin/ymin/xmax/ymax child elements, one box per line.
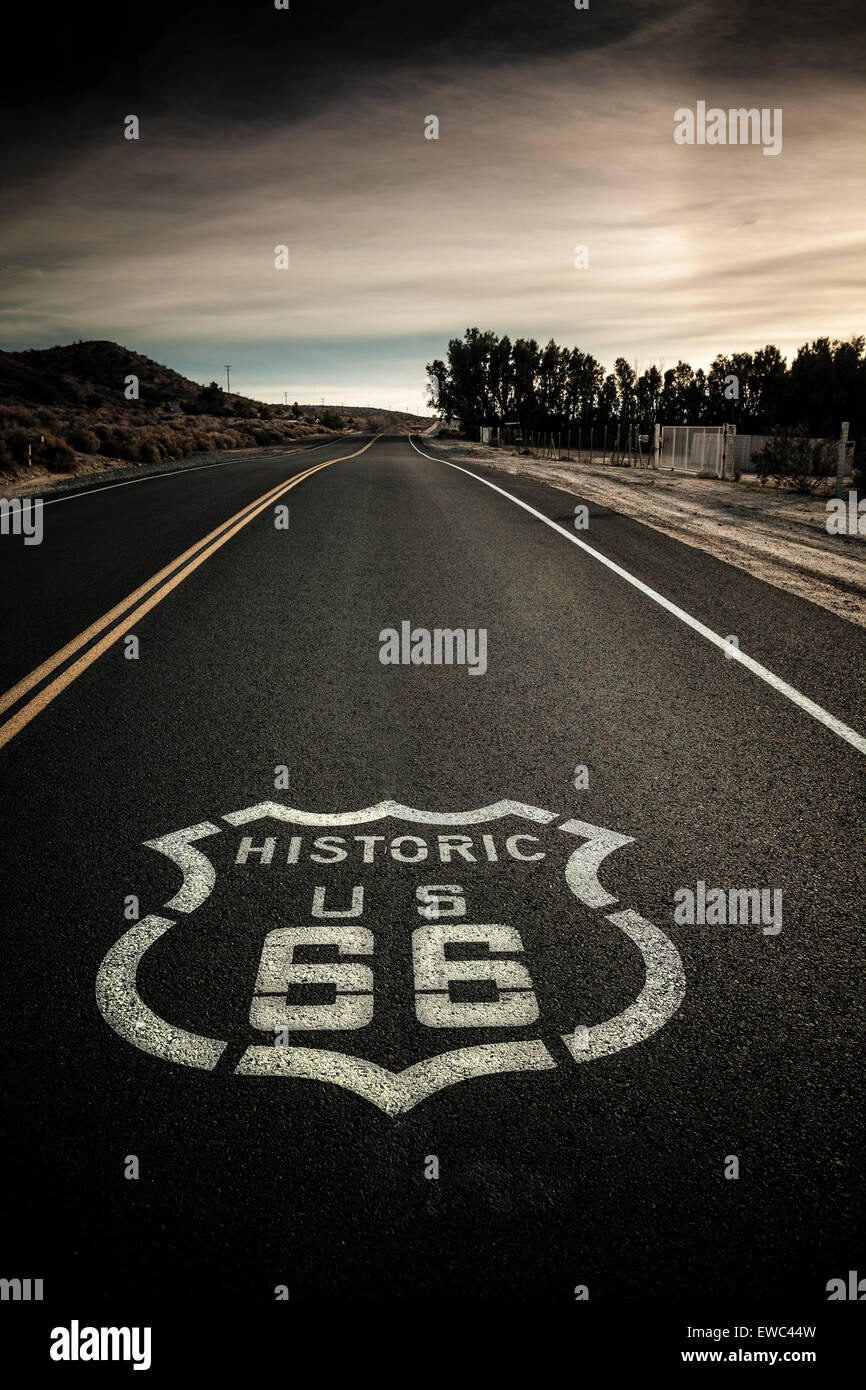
<box><xmin>424</xmin><ymin>438</ymin><xmax>866</xmax><ymax>629</ymax></box>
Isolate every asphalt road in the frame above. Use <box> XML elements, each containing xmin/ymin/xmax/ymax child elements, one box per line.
<box><xmin>1</xmin><ymin>434</ymin><xmax>863</xmax><ymax>1343</ymax></box>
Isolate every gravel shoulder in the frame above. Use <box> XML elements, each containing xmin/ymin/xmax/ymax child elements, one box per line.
<box><xmin>426</xmin><ymin>438</ymin><xmax>866</xmax><ymax>628</ymax></box>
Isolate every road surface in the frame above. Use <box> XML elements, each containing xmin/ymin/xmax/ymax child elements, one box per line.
<box><xmin>1</xmin><ymin>433</ymin><xmax>863</xmax><ymax>1359</ymax></box>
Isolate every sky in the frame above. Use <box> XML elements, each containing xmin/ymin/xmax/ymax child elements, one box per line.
<box><xmin>1</xmin><ymin>1</ymin><xmax>864</xmax><ymax>412</ymax></box>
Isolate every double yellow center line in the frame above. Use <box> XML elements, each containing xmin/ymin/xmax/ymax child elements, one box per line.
<box><xmin>0</xmin><ymin>438</ymin><xmax>376</xmax><ymax>750</ymax></box>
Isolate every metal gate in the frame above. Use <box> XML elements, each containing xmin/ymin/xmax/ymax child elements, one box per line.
<box><xmin>655</xmin><ymin>425</ymin><xmax>735</xmax><ymax>477</ymax></box>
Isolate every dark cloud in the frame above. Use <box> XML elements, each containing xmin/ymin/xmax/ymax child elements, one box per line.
<box><xmin>6</xmin><ymin>1</ymin><xmax>655</xmax><ymax>125</ymax></box>
<box><xmin>2</xmin><ymin>1</ymin><xmax>863</xmax><ymax>409</ymax></box>
<box><xmin>8</xmin><ymin>1</ymin><xmax>864</xmax><ymax>137</ymax></box>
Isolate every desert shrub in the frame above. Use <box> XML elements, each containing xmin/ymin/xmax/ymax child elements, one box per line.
<box><xmin>195</xmin><ymin>383</ymin><xmax>225</xmax><ymax>415</ymax></box>
<box><xmin>68</xmin><ymin>426</ymin><xmax>101</xmax><ymax>453</ymax></box>
<box><xmin>151</xmin><ymin>431</ymin><xmax>172</xmax><ymax>454</ymax></box>
<box><xmin>136</xmin><ymin>437</ymin><xmax>163</xmax><ymax>464</ymax></box>
<box><xmin>0</xmin><ymin>437</ymin><xmax>16</xmax><ymax>470</ymax></box>
<box><xmin>1</xmin><ymin>429</ymin><xmax>30</xmax><ymax>466</ymax></box>
<box><xmin>752</xmin><ymin>427</ymin><xmax>835</xmax><ymax>492</ymax></box>
<box><xmin>100</xmin><ymin>435</ymin><xmax>129</xmax><ymax>460</ymax></box>
<box><xmin>4</xmin><ymin>407</ymin><xmax>38</xmax><ymax>428</ymax></box>
<box><xmin>116</xmin><ymin>436</ymin><xmax>139</xmax><ymax>461</ymax></box>
<box><xmin>41</xmin><ymin>433</ymin><xmax>78</xmax><ymax>472</ymax></box>
<box><xmin>0</xmin><ymin>428</ymin><xmax>73</xmax><ymax>469</ymax></box>
<box><xmin>320</xmin><ymin>410</ymin><xmax>345</xmax><ymax>430</ymax></box>
<box><xmin>96</xmin><ymin>424</ymin><xmax>127</xmax><ymax>454</ymax></box>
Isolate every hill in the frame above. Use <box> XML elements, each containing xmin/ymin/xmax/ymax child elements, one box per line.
<box><xmin>0</xmin><ymin>341</ymin><xmax>431</xmax><ymax>483</ymax></box>
<box><xmin>298</xmin><ymin>404</ymin><xmax>434</xmax><ymax>433</ymax></box>
<box><xmin>0</xmin><ymin>341</ymin><xmax>201</xmax><ymax>409</ymax></box>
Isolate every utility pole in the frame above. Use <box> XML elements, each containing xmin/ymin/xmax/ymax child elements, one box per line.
<box><xmin>225</xmin><ymin>365</ymin><xmax>232</xmax><ymax>396</ymax></box>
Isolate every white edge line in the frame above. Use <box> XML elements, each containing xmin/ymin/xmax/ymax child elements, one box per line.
<box><xmin>407</xmin><ymin>436</ymin><xmax>866</xmax><ymax>756</ymax></box>
<box><xmin>36</xmin><ymin>435</ymin><xmax>341</xmax><ymax>507</ymax></box>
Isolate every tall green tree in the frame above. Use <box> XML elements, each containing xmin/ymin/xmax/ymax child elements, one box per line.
<box><xmin>636</xmin><ymin>365</ymin><xmax>662</xmax><ymax>429</ymax></box>
<box><xmin>426</xmin><ymin>329</ymin><xmax>863</xmax><ymax>441</ymax></box>
<box><xmin>613</xmin><ymin>358</ymin><xmax>637</xmax><ymax>431</ymax></box>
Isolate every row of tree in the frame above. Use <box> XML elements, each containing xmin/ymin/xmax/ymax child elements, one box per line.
<box><xmin>426</xmin><ymin>330</ymin><xmax>864</xmax><ymax>440</ymax></box>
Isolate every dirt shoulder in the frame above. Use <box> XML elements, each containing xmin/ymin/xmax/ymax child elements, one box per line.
<box><xmin>424</xmin><ymin>438</ymin><xmax>866</xmax><ymax>628</ymax></box>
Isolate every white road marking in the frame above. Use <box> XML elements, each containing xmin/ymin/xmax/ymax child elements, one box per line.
<box><xmin>233</xmin><ymin>1039</ymin><xmax>556</xmax><ymax>1117</ymax></box>
<box><xmin>412</xmin><ymin>922</ymin><xmax>539</xmax><ymax>1028</ymax></box>
<box><xmin>558</xmin><ymin>818</ymin><xmax>636</xmax><ymax>909</ymax></box>
<box><xmin>408</xmin><ymin>436</ymin><xmax>866</xmax><ymax>756</ymax></box>
<box><xmin>222</xmin><ymin>798</ymin><xmax>558</xmax><ymax>828</ymax></box>
<box><xmin>96</xmin><ymin>800</ymin><xmax>685</xmax><ymax>1108</ymax></box>
<box><xmin>143</xmin><ymin>822</ymin><xmax>222</xmax><ymax>913</ymax></box>
<box><xmin>35</xmin><ymin>437</ymin><xmax>338</xmax><ymax>506</ymax></box>
<box><xmin>250</xmin><ymin>925</ymin><xmax>375</xmax><ymax>1032</ymax></box>
<box><xmin>95</xmin><ymin>914</ymin><xmax>226</xmax><ymax>1070</ymax></box>
<box><xmin>561</xmin><ymin>909</ymin><xmax>686</xmax><ymax>1062</ymax></box>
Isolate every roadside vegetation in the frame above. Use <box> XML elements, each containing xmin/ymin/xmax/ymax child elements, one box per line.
<box><xmin>428</xmin><ymin>330</ymin><xmax>865</xmax><ymax>488</ymax></box>
<box><xmin>0</xmin><ymin>342</ymin><xmax>351</xmax><ymax>479</ymax></box>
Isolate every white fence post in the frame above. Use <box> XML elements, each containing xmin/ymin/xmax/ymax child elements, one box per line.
<box><xmin>834</xmin><ymin>422</ymin><xmax>850</xmax><ymax>499</ymax></box>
